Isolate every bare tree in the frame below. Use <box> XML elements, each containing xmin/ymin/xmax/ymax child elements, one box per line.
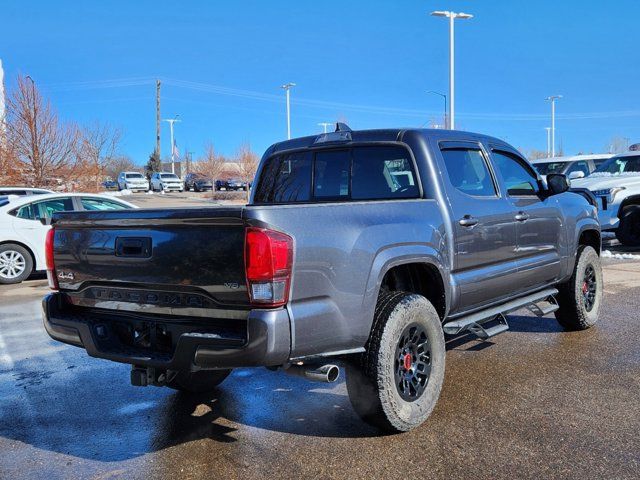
<box><xmin>606</xmin><ymin>136</ymin><xmax>629</xmax><ymax>154</ymax></box>
<box><xmin>79</xmin><ymin>121</ymin><xmax>122</xmax><ymax>191</ymax></box>
<box><xmin>104</xmin><ymin>155</ymin><xmax>138</xmax><ymax>181</ymax></box>
<box><xmin>5</xmin><ymin>75</ymin><xmax>80</xmax><ymax>187</ymax></box>
<box><xmin>235</xmin><ymin>143</ymin><xmax>259</xmax><ymax>185</ymax></box>
<box><xmin>525</xmin><ymin>149</ymin><xmax>549</xmax><ymax>161</ymax></box>
<box><xmin>193</xmin><ymin>143</ymin><xmax>226</xmax><ymax>185</ymax></box>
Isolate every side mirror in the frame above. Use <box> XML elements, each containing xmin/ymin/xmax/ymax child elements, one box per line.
<box><xmin>547</xmin><ymin>173</ymin><xmax>570</xmax><ymax>195</ymax></box>
<box><xmin>568</xmin><ymin>171</ymin><xmax>585</xmax><ymax>180</ymax></box>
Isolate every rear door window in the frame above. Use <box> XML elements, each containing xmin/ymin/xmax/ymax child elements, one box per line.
<box><xmin>80</xmin><ymin>198</ymin><xmax>129</xmax><ymax>211</ymax></box>
<box><xmin>253</xmin><ymin>145</ymin><xmax>420</xmax><ymax>204</ymax></box>
<box><xmin>34</xmin><ymin>197</ymin><xmax>75</xmax><ymax>219</ymax></box>
<box><xmin>440</xmin><ymin>148</ymin><xmax>497</xmax><ymax>197</ymax></box>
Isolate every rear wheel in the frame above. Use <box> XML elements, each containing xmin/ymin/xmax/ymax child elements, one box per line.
<box><xmin>615</xmin><ymin>206</ymin><xmax>640</xmax><ymax>246</ymax></box>
<box><xmin>346</xmin><ymin>291</ymin><xmax>445</xmax><ymax>432</ymax></box>
<box><xmin>166</xmin><ymin>369</ymin><xmax>232</xmax><ymax>393</ymax></box>
<box><xmin>554</xmin><ymin>246</ymin><xmax>602</xmax><ymax>330</ymax></box>
<box><xmin>0</xmin><ymin>244</ymin><xmax>33</xmax><ymax>285</ymax></box>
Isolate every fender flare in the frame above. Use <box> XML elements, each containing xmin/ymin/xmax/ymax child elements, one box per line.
<box><xmin>362</xmin><ymin>243</ymin><xmax>451</xmax><ymax>327</ymax></box>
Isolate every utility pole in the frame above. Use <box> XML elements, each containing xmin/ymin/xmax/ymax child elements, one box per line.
<box><xmin>281</xmin><ymin>83</ymin><xmax>296</xmax><ymax>139</ymax></box>
<box><xmin>318</xmin><ymin>122</ymin><xmax>332</xmax><ymax>133</ymax></box>
<box><xmin>430</xmin><ymin>11</ymin><xmax>473</xmax><ymax>130</ymax></box>
<box><xmin>545</xmin><ymin>127</ymin><xmax>551</xmax><ymax>157</ymax></box>
<box><xmin>545</xmin><ymin>95</ymin><xmax>562</xmax><ymax>157</ymax></box>
<box><xmin>156</xmin><ymin>80</ymin><xmax>161</xmax><ymax>158</ymax></box>
<box><xmin>162</xmin><ymin>115</ymin><xmax>181</xmax><ymax>174</ymax></box>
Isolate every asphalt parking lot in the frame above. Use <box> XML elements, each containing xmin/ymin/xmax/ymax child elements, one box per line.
<box><xmin>1</xmin><ymin>195</ymin><xmax>639</xmax><ymax>479</ymax></box>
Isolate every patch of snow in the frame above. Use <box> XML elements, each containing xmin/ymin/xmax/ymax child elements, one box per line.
<box><xmin>588</xmin><ymin>172</ymin><xmax>640</xmax><ymax>178</ymax></box>
<box><xmin>146</xmin><ymin>190</ymin><xmax>154</xmax><ymax>195</ymax></box>
<box><xmin>102</xmin><ymin>189</ymin><xmax>132</xmax><ymax>197</ymax></box>
<box><xmin>601</xmin><ymin>250</ymin><xmax>640</xmax><ymax>260</ymax></box>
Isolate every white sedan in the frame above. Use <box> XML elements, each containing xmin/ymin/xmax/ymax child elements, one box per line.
<box><xmin>0</xmin><ymin>193</ymin><xmax>137</xmax><ymax>284</ymax></box>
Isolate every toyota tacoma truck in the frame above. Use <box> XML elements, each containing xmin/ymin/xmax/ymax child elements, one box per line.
<box><xmin>43</xmin><ymin>125</ymin><xmax>602</xmax><ymax>432</ymax></box>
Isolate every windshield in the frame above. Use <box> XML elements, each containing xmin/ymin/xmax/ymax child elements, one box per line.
<box><xmin>534</xmin><ymin>162</ymin><xmax>568</xmax><ymax>175</ymax></box>
<box><xmin>160</xmin><ymin>174</ymin><xmax>179</xmax><ymax>179</ymax></box>
<box><xmin>126</xmin><ymin>173</ymin><xmax>144</xmax><ymax>179</ymax></box>
<box><xmin>592</xmin><ymin>155</ymin><xmax>640</xmax><ymax>175</ymax></box>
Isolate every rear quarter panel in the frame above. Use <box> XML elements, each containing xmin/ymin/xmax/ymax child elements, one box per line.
<box><xmin>245</xmin><ymin>200</ymin><xmax>448</xmax><ymax>358</ymax></box>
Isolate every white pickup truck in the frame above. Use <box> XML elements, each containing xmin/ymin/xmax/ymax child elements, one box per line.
<box><xmin>573</xmin><ymin>152</ymin><xmax>640</xmax><ymax>245</ymax></box>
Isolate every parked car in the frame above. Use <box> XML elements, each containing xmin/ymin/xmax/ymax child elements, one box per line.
<box><xmin>184</xmin><ymin>172</ymin><xmax>214</xmax><ymax>192</ymax></box>
<box><xmin>150</xmin><ymin>172</ymin><xmax>184</xmax><ymax>192</ymax></box>
<box><xmin>43</xmin><ymin>126</ymin><xmax>601</xmax><ymax>432</ymax></box>
<box><xmin>101</xmin><ymin>180</ymin><xmax>119</xmax><ymax>191</ymax></box>
<box><xmin>531</xmin><ymin>154</ymin><xmax>613</xmax><ymax>180</ymax></box>
<box><xmin>117</xmin><ymin>172</ymin><xmax>149</xmax><ymax>192</ymax></box>
<box><xmin>0</xmin><ymin>187</ymin><xmax>53</xmax><ymax>196</ymax></box>
<box><xmin>572</xmin><ymin>152</ymin><xmax>640</xmax><ymax>245</ymax></box>
<box><xmin>215</xmin><ymin>178</ymin><xmax>248</xmax><ymax>191</ymax></box>
<box><xmin>0</xmin><ymin>193</ymin><xmax>136</xmax><ymax>284</ymax></box>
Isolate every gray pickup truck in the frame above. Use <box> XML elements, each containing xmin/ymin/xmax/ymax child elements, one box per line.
<box><xmin>43</xmin><ymin>125</ymin><xmax>602</xmax><ymax>432</ymax></box>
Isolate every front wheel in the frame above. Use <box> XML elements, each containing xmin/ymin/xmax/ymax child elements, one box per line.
<box><xmin>166</xmin><ymin>369</ymin><xmax>232</xmax><ymax>393</ymax></box>
<box><xmin>346</xmin><ymin>292</ymin><xmax>445</xmax><ymax>432</ymax></box>
<box><xmin>615</xmin><ymin>206</ymin><xmax>640</xmax><ymax>246</ymax></box>
<box><xmin>554</xmin><ymin>246</ymin><xmax>603</xmax><ymax>330</ymax></box>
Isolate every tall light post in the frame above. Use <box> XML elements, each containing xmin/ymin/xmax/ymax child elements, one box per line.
<box><xmin>281</xmin><ymin>83</ymin><xmax>296</xmax><ymax>139</ymax></box>
<box><xmin>162</xmin><ymin>115</ymin><xmax>181</xmax><ymax>174</ymax></box>
<box><xmin>430</xmin><ymin>10</ymin><xmax>473</xmax><ymax>130</ymax></box>
<box><xmin>545</xmin><ymin>127</ymin><xmax>551</xmax><ymax>157</ymax></box>
<box><xmin>427</xmin><ymin>90</ymin><xmax>447</xmax><ymax>129</ymax></box>
<box><xmin>545</xmin><ymin>95</ymin><xmax>562</xmax><ymax>157</ymax></box>
<box><xmin>318</xmin><ymin>122</ymin><xmax>332</xmax><ymax>133</ymax></box>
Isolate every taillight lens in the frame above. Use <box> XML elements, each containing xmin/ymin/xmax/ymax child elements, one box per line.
<box><xmin>45</xmin><ymin>228</ymin><xmax>58</xmax><ymax>290</ymax></box>
<box><xmin>245</xmin><ymin>227</ymin><xmax>293</xmax><ymax>307</ymax></box>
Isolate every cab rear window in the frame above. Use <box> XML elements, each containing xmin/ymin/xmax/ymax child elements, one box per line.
<box><xmin>253</xmin><ymin>145</ymin><xmax>420</xmax><ymax>204</ymax></box>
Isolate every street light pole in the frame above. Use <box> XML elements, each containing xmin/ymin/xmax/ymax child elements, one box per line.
<box><xmin>545</xmin><ymin>95</ymin><xmax>562</xmax><ymax>157</ymax></box>
<box><xmin>162</xmin><ymin>115</ymin><xmax>181</xmax><ymax>174</ymax></box>
<box><xmin>427</xmin><ymin>91</ymin><xmax>447</xmax><ymax>128</ymax></box>
<box><xmin>545</xmin><ymin>127</ymin><xmax>551</xmax><ymax>157</ymax></box>
<box><xmin>281</xmin><ymin>83</ymin><xmax>296</xmax><ymax>139</ymax></box>
<box><xmin>430</xmin><ymin>10</ymin><xmax>473</xmax><ymax>130</ymax></box>
<box><xmin>318</xmin><ymin>122</ymin><xmax>332</xmax><ymax>133</ymax></box>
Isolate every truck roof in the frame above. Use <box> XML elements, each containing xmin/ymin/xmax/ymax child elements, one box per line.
<box><xmin>265</xmin><ymin>128</ymin><xmax>511</xmax><ymax>157</ymax></box>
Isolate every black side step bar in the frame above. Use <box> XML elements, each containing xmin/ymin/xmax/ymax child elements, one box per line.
<box><xmin>443</xmin><ymin>288</ymin><xmax>559</xmax><ymax>340</ymax></box>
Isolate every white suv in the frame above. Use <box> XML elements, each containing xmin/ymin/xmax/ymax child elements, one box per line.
<box><xmin>572</xmin><ymin>152</ymin><xmax>640</xmax><ymax>245</ymax></box>
<box><xmin>150</xmin><ymin>172</ymin><xmax>184</xmax><ymax>192</ymax></box>
<box><xmin>117</xmin><ymin>172</ymin><xmax>149</xmax><ymax>192</ymax></box>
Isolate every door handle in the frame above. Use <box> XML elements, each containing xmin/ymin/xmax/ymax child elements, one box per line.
<box><xmin>515</xmin><ymin>212</ymin><xmax>529</xmax><ymax>222</ymax></box>
<box><xmin>459</xmin><ymin>215</ymin><xmax>478</xmax><ymax>227</ymax></box>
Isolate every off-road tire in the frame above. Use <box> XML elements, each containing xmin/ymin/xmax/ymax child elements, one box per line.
<box><xmin>166</xmin><ymin>369</ymin><xmax>232</xmax><ymax>393</ymax></box>
<box><xmin>0</xmin><ymin>244</ymin><xmax>33</xmax><ymax>284</ymax></box>
<box><xmin>346</xmin><ymin>291</ymin><xmax>445</xmax><ymax>432</ymax></box>
<box><xmin>615</xmin><ymin>207</ymin><xmax>640</xmax><ymax>246</ymax></box>
<box><xmin>554</xmin><ymin>246</ymin><xmax>602</xmax><ymax>330</ymax></box>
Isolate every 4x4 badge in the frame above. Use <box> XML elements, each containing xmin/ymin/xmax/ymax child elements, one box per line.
<box><xmin>57</xmin><ymin>271</ymin><xmax>75</xmax><ymax>280</ymax></box>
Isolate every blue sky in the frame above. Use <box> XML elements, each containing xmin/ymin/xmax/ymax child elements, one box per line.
<box><xmin>2</xmin><ymin>0</ymin><xmax>639</xmax><ymax>164</ymax></box>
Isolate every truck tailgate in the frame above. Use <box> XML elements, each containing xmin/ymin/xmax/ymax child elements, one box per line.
<box><xmin>51</xmin><ymin>207</ymin><xmax>250</xmax><ymax>314</ymax></box>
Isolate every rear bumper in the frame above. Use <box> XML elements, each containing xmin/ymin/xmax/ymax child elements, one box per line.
<box><xmin>42</xmin><ymin>293</ymin><xmax>291</xmax><ymax>371</ymax></box>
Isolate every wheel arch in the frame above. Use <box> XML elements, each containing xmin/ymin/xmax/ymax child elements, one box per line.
<box><xmin>365</xmin><ymin>245</ymin><xmax>450</xmax><ymax>325</ymax></box>
<box><xmin>578</xmin><ymin>228</ymin><xmax>601</xmax><ymax>255</ymax></box>
<box><xmin>617</xmin><ymin>194</ymin><xmax>640</xmax><ymax>219</ymax></box>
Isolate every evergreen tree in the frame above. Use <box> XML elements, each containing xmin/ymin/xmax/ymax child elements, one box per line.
<box><xmin>144</xmin><ymin>150</ymin><xmax>161</xmax><ymax>179</ymax></box>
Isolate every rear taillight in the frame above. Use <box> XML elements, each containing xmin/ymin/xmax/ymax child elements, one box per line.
<box><xmin>45</xmin><ymin>228</ymin><xmax>58</xmax><ymax>290</ymax></box>
<box><xmin>245</xmin><ymin>227</ymin><xmax>293</xmax><ymax>307</ymax></box>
